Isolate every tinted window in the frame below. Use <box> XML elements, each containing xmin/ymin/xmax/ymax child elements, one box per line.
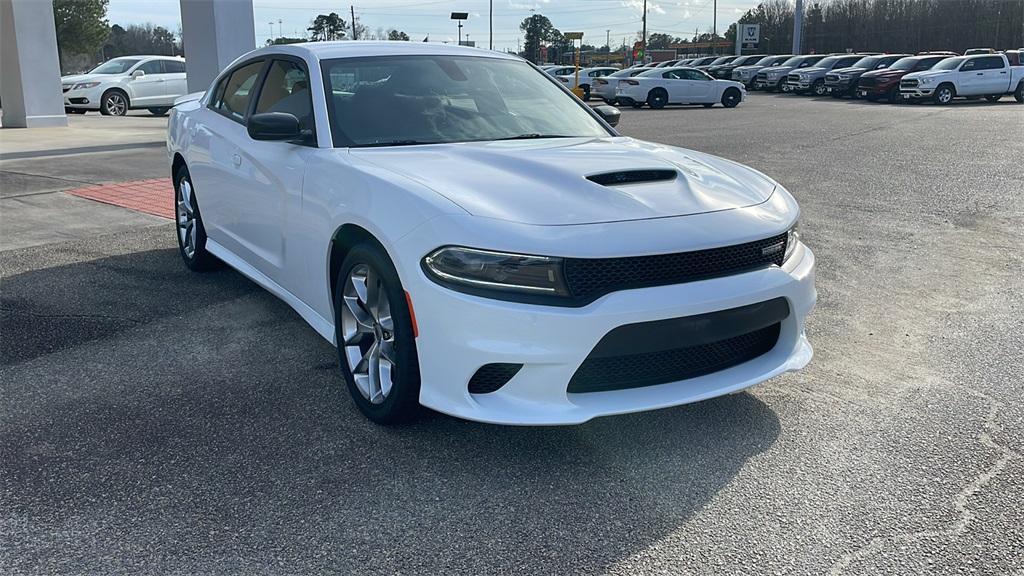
<box><xmin>215</xmin><ymin>61</ymin><xmax>264</xmax><ymax>122</ymax></box>
<box><xmin>163</xmin><ymin>60</ymin><xmax>186</xmax><ymax>73</ymax></box>
<box><xmin>255</xmin><ymin>59</ymin><xmax>315</xmax><ymax>134</ymax></box>
<box><xmin>137</xmin><ymin>60</ymin><xmax>163</xmax><ymax>75</ymax></box>
<box><xmin>977</xmin><ymin>56</ymin><xmax>1005</xmax><ymax>70</ymax></box>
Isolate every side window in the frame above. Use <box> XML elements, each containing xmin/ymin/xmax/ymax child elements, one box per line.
<box><xmin>137</xmin><ymin>60</ymin><xmax>163</xmax><ymax>75</ymax></box>
<box><xmin>980</xmin><ymin>56</ymin><xmax>1004</xmax><ymax>70</ymax></box>
<box><xmin>214</xmin><ymin>61</ymin><xmax>264</xmax><ymax>122</ymax></box>
<box><xmin>163</xmin><ymin>60</ymin><xmax>186</xmax><ymax>74</ymax></box>
<box><xmin>254</xmin><ymin>59</ymin><xmax>315</xmax><ymax>134</ymax></box>
<box><xmin>684</xmin><ymin>70</ymin><xmax>709</xmax><ymax>81</ymax></box>
<box><xmin>662</xmin><ymin>71</ymin><xmax>675</xmax><ymax>79</ymax></box>
<box><xmin>961</xmin><ymin>59</ymin><xmax>977</xmax><ymax>71</ymax></box>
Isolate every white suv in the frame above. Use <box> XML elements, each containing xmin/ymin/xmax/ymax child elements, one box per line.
<box><xmin>62</xmin><ymin>55</ymin><xmax>187</xmax><ymax>116</ymax></box>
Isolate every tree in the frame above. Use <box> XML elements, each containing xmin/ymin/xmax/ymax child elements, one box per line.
<box><xmin>267</xmin><ymin>37</ymin><xmax>307</xmax><ymax>46</ymax></box>
<box><xmin>519</xmin><ymin>14</ymin><xmax>560</xmax><ymax>63</ymax></box>
<box><xmin>388</xmin><ymin>29</ymin><xmax>410</xmax><ymax>41</ymax></box>
<box><xmin>104</xmin><ymin>24</ymin><xmax>179</xmax><ymax>58</ymax></box>
<box><xmin>646</xmin><ymin>32</ymin><xmax>682</xmax><ymax>50</ymax></box>
<box><xmin>53</xmin><ymin>0</ymin><xmax>109</xmax><ymax>69</ymax></box>
<box><xmin>308</xmin><ymin>13</ymin><xmax>347</xmax><ymax>41</ymax></box>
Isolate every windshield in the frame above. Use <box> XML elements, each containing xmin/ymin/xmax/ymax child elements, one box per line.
<box><xmin>780</xmin><ymin>56</ymin><xmax>805</xmax><ymax>67</ymax></box>
<box><xmin>851</xmin><ymin>56</ymin><xmax>882</xmax><ymax>69</ymax></box>
<box><xmin>709</xmin><ymin>57</ymin><xmax>733</xmax><ymax>66</ymax></box>
<box><xmin>322</xmin><ymin>55</ymin><xmax>610</xmax><ymax>148</ymax></box>
<box><xmin>88</xmin><ymin>58</ymin><xmax>140</xmax><ymax>74</ymax></box>
<box><xmin>754</xmin><ymin>56</ymin><xmax>776</xmax><ymax>65</ymax></box>
<box><xmin>813</xmin><ymin>57</ymin><xmax>840</xmax><ymax>69</ymax></box>
<box><xmin>608</xmin><ymin>69</ymin><xmax>637</xmax><ymax>77</ymax></box>
<box><xmin>889</xmin><ymin>57</ymin><xmax>919</xmax><ymax>71</ymax></box>
<box><xmin>933</xmin><ymin>57</ymin><xmax>965</xmax><ymax>70</ymax></box>
<box><xmin>637</xmin><ymin>68</ymin><xmax>666</xmax><ymax>77</ymax></box>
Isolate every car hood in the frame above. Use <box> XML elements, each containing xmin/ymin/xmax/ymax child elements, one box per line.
<box><xmin>351</xmin><ymin>137</ymin><xmax>776</xmax><ymax>226</ymax></box>
<box><xmin>798</xmin><ymin>67</ymin><xmax>828</xmax><ymax>75</ymax></box>
<box><xmin>832</xmin><ymin>66</ymin><xmax>867</xmax><ymax>75</ymax></box>
<box><xmin>760</xmin><ymin>66</ymin><xmax>794</xmax><ymax>74</ymax></box>
<box><xmin>60</xmin><ymin>73</ymin><xmax>116</xmax><ymax>84</ymax></box>
<box><xmin>903</xmin><ymin>70</ymin><xmax>949</xmax><ymax>80</ymax></box>
<box><xmin>862</xmin><ymin>68</ymin><xmax>908</xmax><ymax>78</ymax></box>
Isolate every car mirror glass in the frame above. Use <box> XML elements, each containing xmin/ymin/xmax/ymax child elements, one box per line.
<box><xmin>132</xmin><ymin>70</ymin><xmax>145</xmax><ymax>79</ymax></box>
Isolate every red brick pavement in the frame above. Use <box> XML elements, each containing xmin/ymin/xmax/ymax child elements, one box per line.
<box><xmin>66</xmin><ymin>179</ymin><xmax>175</xmax><ymax>220</ymax></box>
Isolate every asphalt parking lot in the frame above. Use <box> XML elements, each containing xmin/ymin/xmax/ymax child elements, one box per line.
<box><xmin>2</xmin><ymin>94</ymin><xmax>1022</xmax><ymax>575</ymax></box>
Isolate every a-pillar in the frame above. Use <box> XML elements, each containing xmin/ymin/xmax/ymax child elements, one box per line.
<box><xmin>0</xmin><ymin>0</ymin><xmax>68</xmax><ymax>128</ymax></box>
<box><xmin>179</xmin><ymin>0</ymin><xmax>256</xmax><ymax>94</ymax></box>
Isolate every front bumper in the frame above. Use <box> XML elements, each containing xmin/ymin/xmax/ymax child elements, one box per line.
<box><xmin>825</xmin><ymin>80</ymin><xmax>853</xmax><ymax>92</ymax></box>
<box><xmin>395</xmin><ymin>212</ymin><xmax>816</xmax><ymax>425</ymax></box>
<box><xmin>787</xmin><ymin>80</ymin><xmax>813</xmax><ymax>91</ymax></box>
<box><xmin>63</xmin><ymin>86</ymin><xmax>104</xmax><ymax>110</ymax></box>
<box><xmin>900</xmin><ymin>87</ymin><xmax>934</xmax><ymax>99</ymax></box>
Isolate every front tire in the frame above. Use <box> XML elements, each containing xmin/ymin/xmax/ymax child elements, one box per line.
<box><xmin>812</xmin><ymin>79</ymin><xmax>827</xmax><ymax>96</ymax></box>
<box><xmin>173</xmin><ymin>165</ymin><xmax>220</xmax><ymax>271</ymax></box>
<box><xmin>887</xmin><ymin>86</ymin><xmax>902</xmax><ymax>104</ymax></box>
<box><xmin>984</xmin><ymin>94</ymin><xmax>1002</xmax><ymax>103</ymax></box>
<box><xmin>100</xmin><ymin>89</ymin><xmax>129</xmax><ymax>116</ymax></box>
<box><xmin>646</xmin><ymin>88</ymin><xmax>668</xmax><ymax>109</ymax></box>
<box><xmin>933</xmin><ymin>84</ymin><xmax>954</xmax><ymax>105</ymax></box>
<box><xmin>721</xmin><ymin>88</ymin><xmax>741</xmax><ymax>108</ymax></box>
<box><xmin>335</xmin><ymin>243</ymin><xmax>421</xmax><ymax>425</ymax></box>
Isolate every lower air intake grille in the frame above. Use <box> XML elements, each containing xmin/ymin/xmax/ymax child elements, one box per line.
<box><xmin>568</xmin><ymin>298</ymin><xmax>788</xmax><ymax>393</ymax></box>
<box><xmin>569</xmin><ymin>323</ymin><xmax>781</xmax><ymax>393</ymax></box>
<box><xmin>562</xmin><ymin>233</ymin><xmax>787</xmax><ymax>302</ymax></box>
<box><xmin>468</xmin><ymin>363</ymin><xmax>523</xmax><ymax>394</ymax></box>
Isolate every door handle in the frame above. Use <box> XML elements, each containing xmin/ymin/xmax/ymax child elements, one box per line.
<box><xmin>232</xmin><ymin>153</ymin><xmax>241</xmax><ymax>167</ymax></box>
<box><xmin>976</xmin><ymin>72</ymin><xmax>983</xmax><ymax>75</ymax></box>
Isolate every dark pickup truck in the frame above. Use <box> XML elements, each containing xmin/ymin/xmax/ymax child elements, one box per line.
<box><xmin>856</xmin><ymin>54</ymin><xmax>952</xmax><ymax>103</ymax></box>
<box><xmin>825</xmin><ymin>54</ymin><xmax>911</xmax><ymax>98</ymax></box>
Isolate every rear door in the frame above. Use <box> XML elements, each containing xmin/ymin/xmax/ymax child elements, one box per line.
<box><xmin>161</xmin><ymin>59</ymin><xmax>188</xmax><ymax>103</ymax></box>
<box><xmin>957</xmin><ymin>58</ymin><xmax>986</xmax><ymax>95</ymax></box>
<box><xmin>662</xmin><ymin>70</ymin><xmax>688</xmax><ymax>102</ymax></box>
<box><xmin>977</xmin><ymin>56</ymin><xmax>1009</xmax><ymax>93</ymax></box>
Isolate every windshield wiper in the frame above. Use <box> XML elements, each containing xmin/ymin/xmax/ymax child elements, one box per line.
<box><xmin>358</xmin><ymin>140</ymin><xmax>440</xmax><ymax>148</ymax></box>
<box><xmin>495</xmin><ymin>133</ymin><xmax>575</xmax><ymax>141</ymax></box>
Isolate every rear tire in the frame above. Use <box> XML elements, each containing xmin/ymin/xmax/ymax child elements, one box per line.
<box><xmin>1015</xmin><ymin>82</ymin><xmax>1024</xmax><ymax>103</ymax></box>
<box><xmin>646</xmin><ymin>88</ymin><xmax>668</xmax><ymax>109</ymax></box>
<box><xmin>581</xmin><ymin>85</ymin><xmax>591</xmax><ymax>101</ymax></box>
<box><xmin>334</xmin><ymin>243</ymin><xmax>421</xmax><ymax>425</ymax></box>
<box><xmin>148</xmin><ymin>107</ymin><xmax>170</xmax><ymax>116</ymax></box>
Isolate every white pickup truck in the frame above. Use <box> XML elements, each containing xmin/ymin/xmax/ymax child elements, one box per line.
<box><xmin>900</xmin><ymin>53</ymin><xmax>1024</xmax><ymax>104</ymax></box>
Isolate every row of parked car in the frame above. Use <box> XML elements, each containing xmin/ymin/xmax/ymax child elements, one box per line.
<box><xmin>543</xmin><ymin>48</ymin><xmax>1024</xmax><ymax>107</ymax></box>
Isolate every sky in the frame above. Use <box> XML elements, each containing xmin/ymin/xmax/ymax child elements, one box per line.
<box><xmin>107</xmin><ymin>0</ymin><xmax>763</xmax><ymax>52</ymax></box>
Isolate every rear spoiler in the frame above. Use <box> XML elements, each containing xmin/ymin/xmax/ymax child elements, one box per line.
<box><xmin>173</xmin><ymin>91</ymin><xmax>205</xmax><ymax>107</ymax></box>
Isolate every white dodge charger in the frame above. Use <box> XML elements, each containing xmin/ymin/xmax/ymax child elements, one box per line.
<box><xmin>167</xmin><ymin>42</ymin><xmax>815</xmax><ymax>425</ymax></box>
<box><xmin>614</xmin><ymin>67</ymin><xmax>747</xmax><ymax>108</ymax></box>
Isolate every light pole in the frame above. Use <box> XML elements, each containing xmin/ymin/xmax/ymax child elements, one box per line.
<box><xmin>606</xmin><ymin>29</ymin><xmax>611</xmax><ymax>65</ymax></box>
<box><xmin>268</xmin><ymin>21</ymin><xmax>274</xmax><ymax>41</ymax></box>
<box><xmin>489</xmin><ymin>0</ymin><xmax>493</xmax><ymax>50</ymax></box>
<box><xmin>641</xmin><ymin>0</ymin><xmax>647</xmax><ymax>63</ymax></box>
<box><xmin>712</xmin><ymin>0</ymin><xmax>717</xmax><ymax>55</ymax></box>
<box><xmin>451</xmin><ymin>12</ymin><xmax>468</xmax><ymax>46</ymax></box>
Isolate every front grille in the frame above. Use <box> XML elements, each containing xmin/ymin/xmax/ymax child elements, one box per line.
<box><xmin>787</xmin><ymin>74</ymin><xmax>800</xmax><ymax>83</ymax></box>
<box><xmin>562</xmin><ymin>233</ymin><xmax>788</xmax><ymax>302</ymax></box>
<box><xmin>755</xmin><ymin>72</ymin><xmax>767</xmax><ymax>82</ymax></box>
<box><xmin>901</xmin><ymin>78</ymin><xmax>919</xmax><ymax>88</ymax></box>
<box><xmin>568</xmin><ymin>299</ymin><xmax>788</xmax><ymax>393</ymax></box>
<box><xmin>468</xmin><ymin>363</ymin><xmax>523</xmax><ymax>394</ymax></box>
<box><xmin>825</xmin><ymin>74</ymin><xmax>839</xmax><ymax>82</ymax></box>
<box><xmin>858</xmin><ymin>77</ymin><xmax>877</xmax><ymax>87</ymax></box>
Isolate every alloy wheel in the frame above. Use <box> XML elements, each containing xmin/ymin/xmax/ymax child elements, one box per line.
<box><xmin>341</xmin><ymin>264</ymin><xmax>397</xmax><ymax>405</ymax></box>
<box><xmin>176</xmin><ymin>177</ymin><xmax>197</xmax><ymax>259</ymax></box>
<box><xmin>937</xmin><ymin>88</ymin><xmax>953</xmax><ymax>104</ymax></box>
<box><xmin>105</xmin><ymin>93</ymin><xmax>127</xmax><ymax>115</ymax></box>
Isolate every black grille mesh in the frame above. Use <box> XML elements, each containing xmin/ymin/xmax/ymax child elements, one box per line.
<box><xmin>568</xmin><ymin>323</ymin><xmax>781</xmax><ymax>393</ymax></box>
<box><xmin>468</xmin><ymin>363</ymin><xmax>523</xmax><ymax>394</ymax></box>
<box><xmin>562</xmin><ymin>233</ymin><xmax>787</xmax><ymax>302</ymax></box>
<box><xmin>858</xmin><ymin>77</ymin><xmax>877</xmax><ymax>87</ymax></box>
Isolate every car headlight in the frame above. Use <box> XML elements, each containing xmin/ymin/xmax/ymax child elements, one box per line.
<box><xmin>423</xmin><ymin>246</ymin><xmax>570</xmax><ymax>298</ymax></box>
<box><xmin>799</xmin><ymin>74</ymin><xmax>809</xmax><ymax>81</ymax></box>
<box><xmin>837</xmin><ymin>74</ymin><xmax>850</xmax><ymax>80</ymax></box>
<box><xmin>918</xmin><ymin>77</ymin><xmax>932</xmax><ymax>85</ymax></box>
<box><xmin>73</xmin><ymin>82</ymin><xmax>100</xmax><ymax>90</ymax></box>
<box><xmin>784</xmin><ymin>222</ymin><xmax>801</xmax><ymax>262</ymax></box>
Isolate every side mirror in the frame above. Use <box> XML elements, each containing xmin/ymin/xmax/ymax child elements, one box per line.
<box><xmin>248</xmin><ymin>112</ymin><xmax>302</xmax><ymax>141</ymax></box>
<box><xmin>593</xmin><ymin>105</ymin><xmax>620</xmax><ymax>128</ymax></box>
<box><xmin>131</xmin><ymin>69</ymin><xmax>145</xmax><ymax>79</ymax></box>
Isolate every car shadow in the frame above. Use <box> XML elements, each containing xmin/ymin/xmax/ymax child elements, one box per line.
<box><xmin>2</xmin><ymin>245</ymin><xmax>782</xmax><ymax>574</ymax></box>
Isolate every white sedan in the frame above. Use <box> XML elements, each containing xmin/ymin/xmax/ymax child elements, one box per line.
<box><xmin>167</xmin><ymin>42</ymin><xmax>815</xmax><ymax>425</ymax></box>
<box><xmin>555</xmin><ymin>66</ymin><xmax>619</xmax><ymax>99</ymax></box>
<box><xmin>615</xmin><ymin>67</ymin><xmax>747</xmax><ymax>108</ymax></box>
<box><xmin>62</xmin><ymin>55</ymin><xmax>188</xmax><ymax>116</ymax></box>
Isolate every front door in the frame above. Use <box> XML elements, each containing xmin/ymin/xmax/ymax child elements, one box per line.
<box><xmin>683</xmin><ymin>70</ymin><xmax>715</xmax><ymax>102</ymax></box>
<box><xmin>129</xmin><ymin>59</ymin><xmax>167</xmax><ymax>106</ymax></box>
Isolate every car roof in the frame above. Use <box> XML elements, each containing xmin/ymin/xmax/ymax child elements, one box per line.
<box><xmin>247</xmin><ymin>41</ymin><xmax>520</xmax><ymax>63</ymax></box>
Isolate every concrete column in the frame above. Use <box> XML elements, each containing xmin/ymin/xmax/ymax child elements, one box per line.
<box><xmin>792</xmin><ymin>0</ymin><xmax>804</xmax><ymax>55</ymax></box>
<box><xmin>0</xmin><ymin>0</ymin><xmax>68</xmax><ymax>128</ymax></box>
<box><xmin>180</xmin><ymin>0</ymin><xmax>256</xmax><ymax>93</ymax></box>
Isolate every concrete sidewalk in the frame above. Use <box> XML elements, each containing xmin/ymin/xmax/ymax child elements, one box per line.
<box><xmin>0</xmin><ymin>113</ymin><xmax>171</xmax><ymax>251</ymax></box>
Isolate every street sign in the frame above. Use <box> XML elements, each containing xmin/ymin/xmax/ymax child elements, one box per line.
<box><xmin>564</xmin><ymin>32</ymin><xmax>584</xmax><ymax>40</ymax></box>
<box><xmin>740</xmin><ymin>24</ymin><xmax>760</xmax><ymax>49</ymax></box>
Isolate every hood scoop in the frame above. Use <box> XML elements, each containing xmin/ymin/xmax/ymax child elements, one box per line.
<box><xmin>586</xmin><ymin>169</ymin><xmax>678</xmax><ymax>187</ymax></box>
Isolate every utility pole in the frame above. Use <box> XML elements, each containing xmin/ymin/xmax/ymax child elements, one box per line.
<box><xmin>792</xmin><ymin>0</ymin><xmax>803</xmax><ymax>54</ymax></box>
<box><xmin>712</xmin><ymin>0</ymin><xmax>717</xmax><ymax>55</ymax></box>
<box><xmin>489</xmin><ymin>0</ymin><xmax>493</xmax><ymax>50</ymax></box>
<box><xmin>268</xmin><ymin>21</ymin><xmax>274</xmax><ymax>41</ymax></box>
<box><xmin>606</xmin><ymin>29</ymin><xmax>611</xmax><ymax>65</ymax></box>
<box><xmin>351</xmin><ymin>6</ymin><xmax>358</xmax><ymax>40</ymax></box>
<box><xmin>278</xmin><ymin>19</ymin><xmax>282</xmax><ymax>38</ymax></box>
<box><xmin>641</xmin><ymin>0</ymin><xmax>647</xmax><ymax>63</ymax></box>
